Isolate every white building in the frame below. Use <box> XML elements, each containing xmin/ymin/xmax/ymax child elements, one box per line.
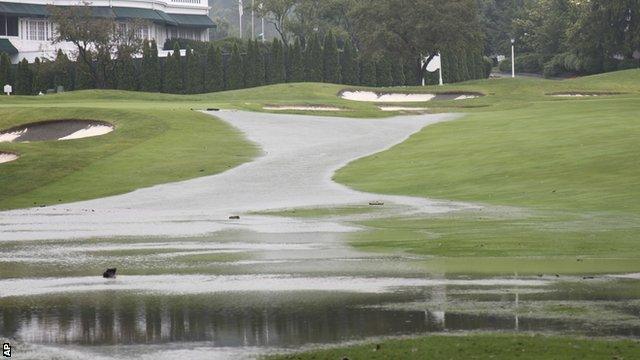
<box><xmin>0</xmin><ymin>0</ymin><xmax>215</xmax><ymax>63</ymax></box>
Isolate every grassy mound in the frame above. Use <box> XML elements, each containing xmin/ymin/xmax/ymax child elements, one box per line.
<box><xmin>0</xmin><ymin>105</ymin><xmax>257</xmax><ymax>210</ymax></box>
<box><xmin>331</xmin><ymin>70</ymin><xmax>640</xmax><ymax>272</ymax></box>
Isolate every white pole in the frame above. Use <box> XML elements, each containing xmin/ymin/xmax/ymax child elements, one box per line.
<box><xmin>511</xmin><ymin>39</ymin><xmax>515</xmax><ymax>78</ymax></box>
<box><xmin>239</xmin><ymin>0</ymin><xmax>243</xmax><ymax>39</ymax></box>
<box><xmin>251</xmin><ymin>0</ymin><xmax>255</xmax><ymax>40</ymax></box>
<box><xmin>421</xmin><ymin>57</ymin><xmax>425</xmax><ymax>86</ymax></box>
<box><xmin>261</xmin><ymin>18</ymin><xmax>265</xmax><ymax>43</ymax></box>
<box><xmin>438</xmin><ymin>52</ymin><xmax>444</xmax><ymax>86</ymax></box>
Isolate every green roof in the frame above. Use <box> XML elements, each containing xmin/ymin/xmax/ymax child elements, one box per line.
<box><xmin>156</xmin><ymin>10</ymin><xmax>178</xmax><ymax>26</ymax></box>
<box><xmin>0</xmin><ymin>2</ymin><xmax>48</xmax><ymax>17</ymax></box>
<box><xmin>168</xmin><ymin>14</ymin><xmax>216</xmax><ymax>28</ymax></box>
<box><xmin>113</xmin><ymin>7</ymin><xmax>164</xmax><ymax>23</ymax></box>
<box><xmin>0</xmin><ymin>39</ymin><xmax>18</xmax><ymax>55</ymax></box>
<box><xmin>0</xmin><ymin>3</ymin><xmax>215</xmax><ymax>28</ymax></box>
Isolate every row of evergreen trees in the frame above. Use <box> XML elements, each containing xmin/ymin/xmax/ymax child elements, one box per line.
<box><xmin>0</xmin><ymin>33</ymin><xmax>490</xmax><ymax>95</ymax></box>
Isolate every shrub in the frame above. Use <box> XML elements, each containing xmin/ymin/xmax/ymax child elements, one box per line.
<box><xmin>618</xmin><ymin>58</ymin><xmax>639</xmax><ymax>70</ymax></box>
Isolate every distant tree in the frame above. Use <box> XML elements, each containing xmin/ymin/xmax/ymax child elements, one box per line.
<box><xmin>288</xmin><ymin>38</ymin><xmax>304</xmax><ymax>82</ymax></box>
<box><xmin>163</xmin><ymin>44</ymin><xmax>183</xmax><ymax>93</ymax></box>
<box><xmin>375</xmin><ymin>56</ymin><xmax>393</xmax><ymax>87</ymax></box>
<box><xmin>359</xmin><ymin>57</ymin><xmax>376</xmax><ymax>86</ymax></box>
<box><xmin>242</xmin><ymin>40</ymin><xmax>254</xmax><ymax>88</ymax></box>
<box><xmin>352</xmin><ymin>0</ymin><xmax>483</xmax><ymax>83</ymax></box>
<box><xmin>304</xmin><ymin>33</ymin><xmax>323</xmax><ymax>81</ymax></box>
<box><xmin>253</xmin><ymin>0</ymin><xmax>297</xmax><ymax>44</ymax></box>
<box><xmin>322</xmin><ymin>31</ymin><xmax>341</xmax><ymax>83</ymax></box>
<box><xmin>53</xmin><ymin>50</ymin><xmax>74</xmax><ymax>90</ymax></box>
<box><xmin>226</xmin><ymin>43</ymin><xmax>244</xmax><ymax>90</ymax></box>
<box><xmin>75</xmin><ymin>58</ymin><xmax>95</xmax><ymax>90</ymax></box>
<box><xmin>115</xmin><ymin>46</ymin><xmax>138</xmax><ymax>91</ymax></box>
<box><xmin>140</xmin><ymin>41</ymin><xmax>160</xmax><ymax>92</ymax></box>
<box><xmin>0</xmin><ymin>53</ymin><xmax>11</xmax><ymax>87</ymax></box>
<box><xmin>49</xmin><ymin>4</ymin><xmax>145</xmax><ymax>89</ymax></box>
<box><xmin>391</xmin><ymin>59</ymin><xmax>405</xmax><ymax>86</ymax></box>
<box><xmin>15</xmin><ymin>59</ymin><xmax>33</xmax><ymax>95</ymax></box>
<box><xmin>254</xmin><ymin>41</ymin><xmax>266</xmax><ymax>86</ymax></box>
<box><xmin>270</xmin><ymin>38</ymin><xmax>286</xmax><ymax>83</ymax></box>
<box><xmin>0</xmin><ymin>52</ymin><xmax>12</xmax><ymax>87</ymax></box>
<box><xmin>186</xmin><ymin>47</ymin><xmax>204</xmax><ymax>94</ymax></box>
<box><xmin>340</xmin><ymin>38</ymin><xmax>358</xmax><ymax>85</ymax></box>
<box><xmin>31</xmin><ymin>58</ymin><xmax>45</xmax><ymax>94</ymax></box>
<box><xmin>205</xmin><ymin>46</ymin><xmax>224</xmax><ymax>92</ymax></box>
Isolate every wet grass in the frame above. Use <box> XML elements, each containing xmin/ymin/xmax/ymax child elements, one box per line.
<box><xmin>254</xmin><ymin>205</ymin><xmax>381</xmax><ymax>218</ymax></box>
<box><xmin>266</xmin><ymin>333</ymin><xmax>640</xmax><ymax>360</ymax></box>
<box><xmin>0</xmin><ymin>106</ymin><xmax>257</xmax><ymax>210</ymax></box>
<box><xmin>332</xmin><ymin>70</ymin><xmax>640</xmax><ymax>273</ymax></box>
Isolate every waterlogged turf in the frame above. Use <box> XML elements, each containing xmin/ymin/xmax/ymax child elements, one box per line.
<box><xmin>266</xmin><ymin>334</ymin><xmax>640</xmax><ymax>360</ymax></box>
<box><xmin>1</xmin><ymin>71</ymin><xmax>640</xmax><ymax>358</ymax></box>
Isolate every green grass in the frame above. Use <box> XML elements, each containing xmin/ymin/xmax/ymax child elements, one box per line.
<box><xmin>266</xmin><ymin>334</ymin><xmax>640</xmax><ymax>360</ymax></box>
<box><xmin>329</xmin><ymin>69</ymin><xmax>640</xmax><ymax>273</ymax></box>
<box><xmin>0</xmin><ymin>105</ymin><xmax>257</xmax><ymax>210</ymax></box>
<box><xmin>254</xmin><ymin>205</ymin><xmax>381</xmax><ymax>218</ymax></box>
<box><xmin>1</xmin><ymin>70</ymin><xmax>640</xmax><ymax>275</ymax></box>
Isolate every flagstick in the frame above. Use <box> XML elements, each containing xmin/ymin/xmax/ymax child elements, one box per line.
<box><xmin>421</xmin><ymin>56</ymin><xmax>426</xmax><ymax>86</ymax></box>
<box><xmin>438</xmin><ymin>52</ymin><xmax>444</xmax><ymax>86</ymax></box>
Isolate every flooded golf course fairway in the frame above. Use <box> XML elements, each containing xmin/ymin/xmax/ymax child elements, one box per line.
<box><xmin>2</xmin><ymin>109</ymin><xmax>639</xmax><ymax>359</ymax></box>
<box><xmin>2</xmin><ymin>232</ymin><xmax>640</xmax><ymax>359</ymax></box>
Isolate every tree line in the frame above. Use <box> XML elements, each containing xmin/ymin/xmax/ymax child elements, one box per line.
<box><xmin>0</xmin><ymin>34</ymin><xmax>490</xmax><ymax>95</ymax></box>
<box><xmin>479</xmin><ymin>0</ymin><xmax>639</xmax><ymax>77</ymax></box>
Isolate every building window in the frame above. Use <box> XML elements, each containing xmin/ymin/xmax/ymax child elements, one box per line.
<box><xmin>21</xmin><ymin>19</ymin><xmax>50</xmax><ymax>41</ymax></box>
<box><xmin>0</xmin><ymin>15</ymin><xmax>19</xmax><ymax>37</ymax></box>
<box><xmin>117</xmin><ymin>22</ymin><xmax>151</xmax><ymax>41</ymax></box>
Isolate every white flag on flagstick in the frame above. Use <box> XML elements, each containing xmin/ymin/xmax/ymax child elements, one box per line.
<box><xmin>239</xmin><ymin>0</ymin><xmax>244</xmax><ymax>17</ymax></box>
<box><xmin>426</xmin><ymin>54</ymin><xmax>441</xmax><ymax>72</ymax></box>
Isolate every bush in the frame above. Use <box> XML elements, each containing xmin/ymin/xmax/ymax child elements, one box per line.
<box><xmin>499</xmin><ymin>53</ymin><xmax>542</xmax><ymax>74</ymax></box>
<box><xmin>518</xmin><ymin>53</ymin><xmax>543</xmax><ymax>73</ymax></box>
<box><xmin>498</xmin><ymin>58</ymin><xmax>511</xmax><ymax>72</ymax></box>
<box><xmin>618</xmin><ymin>58</ymin><xmax>639</xmax><ymax>70</ymax></box>
<box><xmin>543</xmin><ymin>55</ymin><xmax>565</xmax><ymax>78</ymax></box>
<box><xmin>482</xmin><ymin>56</ymin><xmax>493</xmax><ymax>78</ymax></box>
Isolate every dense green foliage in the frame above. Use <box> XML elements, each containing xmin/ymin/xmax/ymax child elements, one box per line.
<box><xmin>480</xmin><ymin>0</ymin><xmax>640</xmax><ymax>77</ymax></box>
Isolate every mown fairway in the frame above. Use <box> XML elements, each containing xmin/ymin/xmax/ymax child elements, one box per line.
<box><xmin>1</xmin><ymin>71</ymin><xmax>639</xmax><ymax>273</ymax></box>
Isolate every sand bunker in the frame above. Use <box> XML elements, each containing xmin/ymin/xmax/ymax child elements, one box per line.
<box><xmin>550</xmin><ymin>92</ymin><xmax>621</xmax><ymax>97</ymax></box>
<box><xmin>263</xmin><ymin>105</ymin><xmax>343</xmax><ymax>111</ymax></box>
<box><xmin>379</xmin><ymin>106</ymin><xmax>429</xmax><ymax>112</ymax></box>
<box><xmin>340</xmin><ymin>91</ymin><xmax>481</xmax><ymax>102</ymax></box>
<box><xmin>0</xmin><ymin>151</ymin><xmax>18</xmax><ymax>164</ymax></box>
<box><xmin>0</xmin><ymin>120</ymin><xmax>114</xmax><ymax>143</ymax></box>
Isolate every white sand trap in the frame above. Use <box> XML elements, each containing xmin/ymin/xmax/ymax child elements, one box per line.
<box><xmin>59</xmin><ymin>124</ymin><xmax>114</xmax><ymax>140</ymax></box>
<box><xmin>0</xmin><ymin>120</ymin><xmax>114</xmax><ymax>143</ymax></box>
<box><xmin>0</xmin><ymin>129</ymin><xmax>26</xmax><ymax>142</ymax></box>
<box><xmin>263</xmin><ymin>106</ymin><xmax>343</xmax><ymax>111</ymax></box>
<box><xmin>341</xmin><ymin>91</ymin><xmax>436</xmax><ymax>102</ymax></box>
<box><xmin>379</xmin><ymin>106</ymin><xmax>429</xmax><ymax>112</ymax></box>
<box><xmin>552</xmin><ymin>93</ymin><xmax>600</xmax><ymax>97</ymax></box>
<box><xmin>454</xmin><ymin>94</ymin><xmax>479</xmax><ymax>100</ymax></box>
<box><xmin>0</xmin><ymin>152</ymin><xmax>18</xmax><ymax>164</ymax></box>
